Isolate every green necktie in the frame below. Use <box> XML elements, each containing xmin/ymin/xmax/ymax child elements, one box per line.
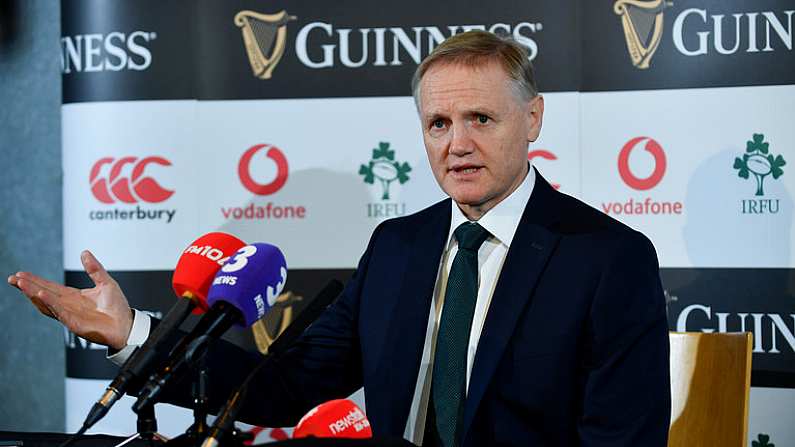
<box><xmin>430</xmin><ymin>222</ymin><xmax>490</xmax><ymax>447</ymax></box>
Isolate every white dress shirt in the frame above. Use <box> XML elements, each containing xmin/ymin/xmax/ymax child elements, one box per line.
<box><xmin>107</xmin><ymin>308</ymin><xmax>151</xmax><ymax>365</ymax></box>
<box><xmin>110</xmin><ymin>167</ymin><xmax>536</xmax><ymax>446</ymax></box>
<box><xmin>403</xmin><ymin>167</ymin><xmax>535</xmax><ymax>445</ymax></box>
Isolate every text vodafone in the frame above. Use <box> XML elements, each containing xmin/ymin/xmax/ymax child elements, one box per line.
<box><xmin>221</xmin><ymin>202</ymin><xmax>306</xmax><ymax>220</ymax></box>
<box><xmin>601</xmin><ymin>198</ymin><xmax>683</xmax><ymax>216</ymax></box>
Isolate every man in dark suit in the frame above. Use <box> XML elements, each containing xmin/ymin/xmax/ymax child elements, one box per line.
<box><xmin>9</xmin><ymin>31</ymin><xmax>670</xmax><ymax>445</ymax></box>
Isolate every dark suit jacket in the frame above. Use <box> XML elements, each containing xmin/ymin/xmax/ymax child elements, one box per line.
<box><xmin>162</xmin><ymin>171</ymin><xmax>671</xmax><ymax>446</ymax></box>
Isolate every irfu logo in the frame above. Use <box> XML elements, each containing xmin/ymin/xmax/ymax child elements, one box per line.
<box><xmin>752</xmin><ymin>433</ymin><xmax>775</xmax><ymax>447</ymax></box>
<box><xmin>733</xmin><ymin>133</ymin><xmax>786</xmax><ymax>196</ymax></box>
<box><xmin>359</xmin><ymin>142</ymin><xmax>412</xmax><ymax>200</ymax></box>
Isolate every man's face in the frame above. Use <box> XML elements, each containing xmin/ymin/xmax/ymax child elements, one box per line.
<box><xmin>418</xmin><ymin>60</ymin><xmax>543</xmax><ymax>219</ymax></box>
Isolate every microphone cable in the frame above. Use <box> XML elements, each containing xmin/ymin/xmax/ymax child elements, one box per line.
<box><xmin>56</xmin><ymin>425</ymin><xmax>88</xmax><ymax>447</ymax></box>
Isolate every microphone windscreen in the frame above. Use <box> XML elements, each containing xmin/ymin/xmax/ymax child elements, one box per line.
<box><xmin>207</xmin><ymin>242</ymin><xmax>287</xmax><ymax>327</ymax></box>
<box><xmin>172</xmin><ymin>232</ymin><xmax>247</xmax><ymax>310</ymax></box>
<box><xmin>293</xmin><ymin>399</ymin><xmax>372</xmax><ymax>439</ymax></box>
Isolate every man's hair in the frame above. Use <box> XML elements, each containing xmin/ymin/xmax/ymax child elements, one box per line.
<box><xmin>411</xmin><ymin>30</ymin><xmax>539</xmax><ymax>108</ymax></box>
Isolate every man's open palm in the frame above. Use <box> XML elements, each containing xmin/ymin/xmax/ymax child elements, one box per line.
<box><xmin>7</xmin><ymin>250</ymin><xmax>133</xmax><ymax>350</ymax></box>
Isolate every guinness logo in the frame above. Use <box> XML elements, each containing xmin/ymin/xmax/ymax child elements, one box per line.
<box><xmin>234</xmin><ymin>10</ymin><xmax>296</xmax><ymax>79</ymax></box>
<box><xmin>251</xmin><ymin>291</ymin><xmax>303</xmax><ymax>354</ymax></box>
<box><xmin>614</xmin><ymin>0</ymin><xmax>671</xmax><ymax>69</ymax></box>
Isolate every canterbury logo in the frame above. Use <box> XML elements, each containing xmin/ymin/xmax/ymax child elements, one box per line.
<box><xmin>89</xmin><ymin>156</ymin><xmax>175</xmax><ymax>204</ymax></box>
<box><xmin>235</xmin><ymin>10</ymin><xmax>296</xmax><ymax>79</ymax></box>
<box><xmin>238</xmin><ymin>144</ymin><xmax>289</xmax><ymax>195</ymax></box>
<box><xmin>528</xmin><ymin>149</ymin><xmax>561</xmax><ymax>190</ymax></box>
<box><xmin>614</xmin><ymin>0</ymin><xmax>671</xmax><ymax>69</ymax></box>
<box><xmin>618</xmin><ymin>137</ymin><xmax>667</xmax><ymax>190</ymax></box>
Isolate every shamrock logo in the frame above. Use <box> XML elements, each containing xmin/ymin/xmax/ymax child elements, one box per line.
<box><xmin>359</xmin><ymin>142</ymin><xmax>412</xmax><ymax>200</ymax></box>
<box><xmin>733</xmin><ymin>133</ymin><xmax>786</xmax><ymax>196</ymax></box>
<box><xmin>752</xmin><ymin>433</ymin><xmax>774</xmax><ymax>447</ymax></box>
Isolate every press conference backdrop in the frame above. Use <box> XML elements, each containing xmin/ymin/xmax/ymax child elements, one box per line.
<box><xmin>61</xmin><ymin>0</ymin><xmax>795</xmax><ymax>443</ymax></box>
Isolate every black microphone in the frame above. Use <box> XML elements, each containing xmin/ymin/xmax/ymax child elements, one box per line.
<box><xmin>82</xmin><ymin>298</ymin><xmax>195</xmax><ymax>430</ymax></box>
<box><xmin>267</xmin><ymin>279</ymin><xmax>344</xmax><ymax>357</ymax></box>
<box><xmin>78</xmin><ymin>232</ymin><xmax>246</xmax><ymax>432</ymax></box>
<box><xmin>200</xmin><ymin>279</ymin><xmax>344</xmax><ymax>447</ymax></box>
<box><xmin>133</xmin><ymin>243</ymin><xmax>288</xmax><ymax>413</ymax></box>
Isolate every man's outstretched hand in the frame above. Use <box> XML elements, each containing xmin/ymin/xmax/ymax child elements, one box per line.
<box><xmin>7</xmin><ymin>250</ymin><xmax>133</xmax><ymax>350</ymax></box>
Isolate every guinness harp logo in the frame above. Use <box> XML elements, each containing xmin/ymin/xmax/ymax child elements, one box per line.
<box><xmin>234</xmin><ymin>10</ymin><xmax>296</xmax><ymax>79</ymax></box>
<box><xmin>251</xmin><ymin>291</ymin><xmax>304</xmax><ymax>354</ymax></box>
<box><xmin>614</xmin><ymin>0</ymin><xmax>671</xmax><ymax>69</ymax></box>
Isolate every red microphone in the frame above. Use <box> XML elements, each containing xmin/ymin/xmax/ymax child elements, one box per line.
<box><xmin>172</xmin><ymin>231</ymin><xmax>247</xmax><ymax>311</ymax></box>
<box><xmin>78</xmin><ymin>232</ymin><xmax>246</xmax><ymax>433</ymax></box>
<box><xmin>293</xmin><ymin>399</ymin><xmax>373</xmax><ymax>439</ymax></box>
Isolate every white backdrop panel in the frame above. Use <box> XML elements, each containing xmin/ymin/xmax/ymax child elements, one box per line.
<box><xmin>62</xmin><ymin>101</ymin><xmax>202</xmax><ymax>271</ymax></box>
<box><xmin>528</xmin><ymin>92</ymin><xmax>581</xmax><ymax>198</ymax></box>
<box><xmin>749</xmin><ymin>387</ymin><xmax>795</xmax><ymax>443</ymax></box>
<box><xmin>580</xmin><ymin>85</ymin><xmax>795</xmax><ymax>268</ymax></box>
<box><xmin>192</xmin><ymin>93</ymin><xmax>579</xmax><ymax>269</ymax></box>
<box><xmin>192</xmin><ymin>97</ymin><xmax>436</xmax><ymax>269</ymax></box>
<box><xmin>66</xmin><ymin>378</ymin><xmax>192</xmax><ymax>436</ymax></box>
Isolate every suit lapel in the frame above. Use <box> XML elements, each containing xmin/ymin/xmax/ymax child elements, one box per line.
<box><xmin>378</xmin><ymin>201</ymin><xmax>451</xmax><ymax>435</ymax></box>
<box><xmin>462</xmin><ymin>172</ymin><xmax>562</xmax><ymax>439</ymax></box>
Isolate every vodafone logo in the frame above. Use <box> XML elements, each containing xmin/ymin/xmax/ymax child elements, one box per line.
<box><xmin>89</xmin><ymin>156</ymin><xmax>174</xmax><ymax>203</ymax></box>
<box><xmin>221</xmin><ymin>144</ymin><xmax>306</xmax><ymax>221</ymax></box>
<box><xmin>617</xmin><ymin>137</ymin><xmax>667</xmax><ymax>190</ymax></box>
<box><xmin>528</xmin><ymin>149</ymin><xmax>560</xmax><ymax>190</ymax></box>
<box><xmin>602</xmin><ymin>137</ymin><xmax>682</xmax><ymax>216</ymax></box>
<box><xmin>238</xmin><ymin>144</ymin><xmax>289</xmax><ymax>195</ymax></box>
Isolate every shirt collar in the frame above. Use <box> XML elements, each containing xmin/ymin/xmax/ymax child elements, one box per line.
<box><xmin>447</xmin><ymin>165</ymin><xmax>535</xmax><ymax>249</ymax></box>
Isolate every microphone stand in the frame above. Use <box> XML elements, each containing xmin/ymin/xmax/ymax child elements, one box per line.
<box><xmin>165</xmin><ymin>358</ymin><xmax>211</xmax><ymax>447</ymax></box>
<box><xmin>201</xmin><ymin>280</ymin><xmax>344</xmax><ymax>447</ymax></box>
<box><xmin>110</xmin><ymin>403</ymin><xmax>167</xmax><ymax>447</ymax></box>
<box><xmin>168</xmin><ymin>347</ymin><xmax>252</xmax><ymax>447</ymax></box>
<box><xmin>137</xmin><ymin>404</ymin><xmax>168</xmax><ymax>446</ymax></box>
<box><xmin>192</xmin><ymin>365</ymin><xmax>210</xmax><ymax>437</ymax></box>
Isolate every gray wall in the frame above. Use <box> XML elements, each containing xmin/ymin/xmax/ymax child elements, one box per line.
<box><xmin>0</xmin><ymin>0</ymin><xmax>64</xmax><ymax>431</ymax></box>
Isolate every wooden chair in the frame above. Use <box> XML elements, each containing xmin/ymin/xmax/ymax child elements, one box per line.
<box><xmin>668</xmin><ymin>332</ymin><xmax>753</xmax><ymax>447</ymax></box>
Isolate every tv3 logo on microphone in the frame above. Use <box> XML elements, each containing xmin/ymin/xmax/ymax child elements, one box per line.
<box><xmin>213</xmin><ymin>244</ymin><xmax>288</xmax><ymax>320</ymax></box>
<box><xmin>221</xmin><ymin>144</ymin><xmax>308</xmax><ymax>221</ymax></box>
<box><xmin>87</xmin><ymin>156</ymin><xmax>177</xmax><ymax>223</ymax></box>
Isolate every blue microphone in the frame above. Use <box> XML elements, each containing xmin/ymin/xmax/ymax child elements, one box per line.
<box><xmin>133</xmin><ymin>243</ymin><xmax>287</xmax><ymax>412</ymax></box>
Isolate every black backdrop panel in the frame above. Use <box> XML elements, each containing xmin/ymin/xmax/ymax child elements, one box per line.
<box><xmin>61</xmin><ymin>0</ymin><xmax>195</xmax><ymax>103</ymax></box>
<box><xmin>662</xmin><ymin>268</ymin><xmax>795</xmax><ymax>388</ymax></box>
<box><xmin>61</xmin><ymin>0</ymin><xmax>581</xmax><ymax>103</ymax></box>
<box><xmin>65</xmin><ymin>267</ymin><xmax>795</xmax><ymax>387</ymax></box>
<box><xmin>64</xmin><ymin>268</ymin><xmax>353</xmax><ymax>380</ymax></box>
<box><xmin>194</xmin><ymin>0</ymin><xmax>580</xmax><ymax>99</ymax></box>
<box><xmin>582</xmin><ymin>0</ymin><xmax>795</xmax><ymax>91</ymax></box>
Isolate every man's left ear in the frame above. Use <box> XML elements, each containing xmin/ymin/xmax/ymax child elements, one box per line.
<box><xmin>526</xmin><ymin>95</ymin><xmax>544</xmax><ymax>142</ymax></box>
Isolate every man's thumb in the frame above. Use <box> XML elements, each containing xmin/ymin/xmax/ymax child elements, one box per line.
<box><xmin>81</xmin><ymin>250</ymin><xmax>113</xmax><ymax>286</ymax></box>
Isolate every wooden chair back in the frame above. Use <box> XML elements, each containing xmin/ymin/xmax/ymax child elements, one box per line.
<box><xmin>668</xmin><ymin>331</ymin><xmax>753</xmax><ymax>447</ymax></box>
